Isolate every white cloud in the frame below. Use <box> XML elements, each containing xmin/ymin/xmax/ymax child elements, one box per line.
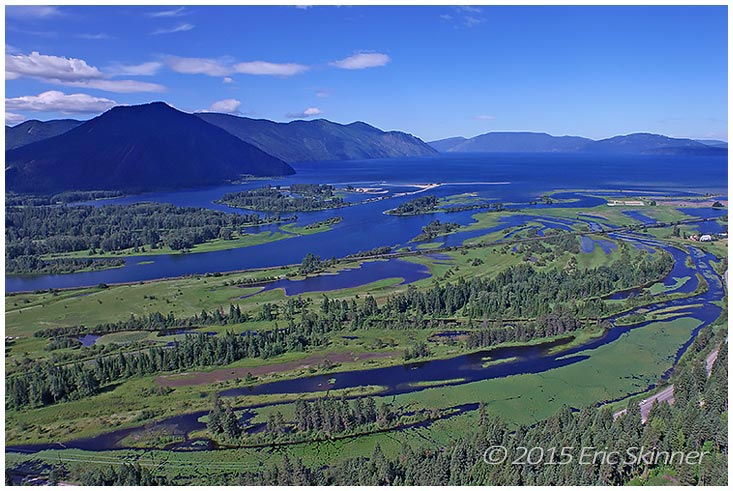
<box><xmin>222</xmin><ymin>77</ymin><xmax>234</xmax><ymax>84</ymax></box>
<box><xmin>6</xmin><ymin>6</ymin><xmax>61</xmax><ymax>19</ymax></box>
<box><xmin>6</xmin><ymin>51</ymin><xmax>166</xmax><ymax>93</ymax></box>
<box><xmin>77</xmin><ymin>33</ymin><xmax>114</xmax><ymax>40</ymax></box>
<box><xmin>6</xmin><ymin>112</ymin><xmax>26</xmax><ymax>125</ymax></box>
<box><xmin>62</xmin><ymin>79</ymin><xmax>165</xmax><ymax>93</ymax></box>
<box><xmin>109</xmin><ymin>61</ymin><xmax>163</xmax><ymax>76</ymax></box>
<box><xmin>474</xmin><ymin>115</ymin><xmax>496</xmax><ymax>120</ymax></box>
<box><xmin>147</xmin><ymin>7</ymin><xmax>188</xmax><ymax>18</ymax></box>
<box><xmin>315</xmin><ymin>90</ymin><xmax>331</xmax><ymax>98</ymax></box>
<box><xmin>233</xmin><ymin>61</ymin><xmax>309</xmax><ymax>77</ymax></box>
<box><xmin>6</xmin><ymin>51</ymin><xmax>103</xmax><ymax>81</ymax></box>
<box><xmin>457</xmin><ymin>6</ymin><xmax>482</xmax><ymax>14</ymax></box>
<box><xmin>6</xmin><ymin>90</ymin><xmax>117</xmax><ymax>114</ymax></box>
<box><xmin>207</xmin><ymin>98</ymin><xmax>242</xmax><ymax>114</ymax></box>
<box><xmin>152</xmin><ymin>23</ymin><xmax>195</xmax><ymax>35</ymax></box>
<box><xmin>295</xmin><ymin>5</ymin><xmax>312</xmax><ymax>9</ymax></box>
<box><xmin>167</xmin><ymin>57</ymin><xmax>308</xmax><ymax>77</ymax></box>
<box><xmin>287</xmin><ymin>107</ymin><xmax>323</xmax><ymax>119</ymax></box>
<box><xmin>463</xmin><ymin>16</ymin><xmax>485</xmax><ymax>27</ymax></box>
<box><xmin>331</xmin><ymin>52</ymin><xmax>390</xmax><ymax>70</ymax></box>
<box><xmin>165</xmin><ymin>56</ymin><xmax>231</xmax><ymax>76</ymax></box>
<box><xmin>442</xmin><ymin>6</ymin><xmax>486</xmax><ymax>28</ymax></box>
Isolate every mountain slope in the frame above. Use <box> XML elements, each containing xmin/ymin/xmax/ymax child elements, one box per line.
<box><xmin>6</xmin><ymin>102</ymin><xmax>294</xmax><ymax>194</ymax></box>
<box><xmin>6</xmin><ymin>119</ymin><xmax>83</xmax><ymax>150</ymax></box>
<box><xmin>197</xmin><ymin>113</ymin><xmax>437</xmax><ymax>163</ymax></box>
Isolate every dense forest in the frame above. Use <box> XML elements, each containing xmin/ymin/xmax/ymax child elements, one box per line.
<box><xmin>217</xmin><ymin>184</ymin><xmax>347</xmax><ymax>212</ymax></box>
<box><xmin>6</xmin><ymin>203</ymin><xmax>288</xmax><ymax>274</ymax></box>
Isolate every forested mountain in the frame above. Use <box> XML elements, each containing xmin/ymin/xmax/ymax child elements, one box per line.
<box><xmin>5</xmin><ymin>102</ymin><xmax>294</xmax><ymax>194</ymax></box>
<box><xmin>197</xmin><ymin>112</ymin><xmax>437</xmax><ymax>163</ymax></box>
<box><xmin>5</xmin><ymin>119</ymin><xmax>82</xmax><ymax>150</ymax></box>
<box><xmin>430</xmin><ymin>131</ymin><xmax>727</xmax><ymax>155</ymax></box>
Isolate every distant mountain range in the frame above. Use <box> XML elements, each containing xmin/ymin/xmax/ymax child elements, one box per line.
<box><xmin>429</xmin><ymin>132</ymin><xmax>727</xmax><ymax>156</ymax></box>
<box><xmin>197</xmin><ymin>113</ymin><xmax>437</xmax><ymax>163</ymax></box>
<box><xmin>6</xmin><ymin>102</ymin><xmax>294</xmax><ymax>194</ymax></box>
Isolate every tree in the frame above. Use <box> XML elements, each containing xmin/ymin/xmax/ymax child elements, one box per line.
<box><xmin>207</xmin><ymin>395</ymin><xmax>224</xmax><ymax>434</ymax></box>
<box><xmin>222</xmin><ymin>402</ymin><xmax>241</xmax><ymax>439</ymax></box>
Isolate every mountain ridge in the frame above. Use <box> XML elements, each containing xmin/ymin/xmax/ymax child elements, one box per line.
<box><xmin>196</xmin><ymin>112</ymin><xmax>437</xmax><ymax>163</ymax></box>
<box><xmin>429</xmin><ymin>131</ymin><xmax>727</xmax><ymax>155</ymax></box>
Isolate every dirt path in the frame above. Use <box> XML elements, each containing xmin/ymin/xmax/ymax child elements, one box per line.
<box><xmin>157</xmin><ymin>351</ymin><xmax>398</xmax><ymax>387</ymax></box>
<box><xmin>614</xmin><ymin>339</ymin><xmax>725</xmax><ymax>422</ymax></box>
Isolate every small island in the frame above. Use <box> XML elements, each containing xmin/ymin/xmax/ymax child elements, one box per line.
<box><xmin>217</xmin><ymin>184</ymin><xmax>349</xmax><ymax>212</ymax></box>
<box><xmin>386</xmin><ymin>195</ymin><xmax>439</xmax><ymax>215</ymax></box>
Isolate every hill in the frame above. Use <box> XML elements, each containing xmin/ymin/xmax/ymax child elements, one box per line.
<box><xmin>6</xmin><ymin>102</ymin><xmax>294</xmax><ymax>194</ymax></box>
<box><xmin>5</xmin><ymin>119</ymin><xmax>83</xmax><ymax>150</ymax></box>
<box><xmin>430</xmin><ymin>131</ymin><xmax>726</xmax><ymax>155</ymax></box>
<box><xmin>428</xmin><ymin>136</ymin><xmax>468</xmax><ymax>153</ymax></box>
<box><xmin>197</xmin><ymin>113</ymin><xmax>437</xmax><ymax>163</ymax></box>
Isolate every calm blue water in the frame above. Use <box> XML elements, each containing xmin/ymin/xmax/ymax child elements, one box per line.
<box><xmin>622</xmin><ymin>210</ymin><xmax>657</xmax><ymax>225</ymax></box>
<box><xmin>242</xmin><ymin>259</ymin><xmax>430</xmax><ymax>298</ymax></box>
<box><xmin>6</xmin><ymin>153</ymin><xmax>726</xmax><ymax>292</ymax></box>
<box><xmin>77</xmin><ymin>334</ymin><xmax>101</xmax><ymax>346</ymax></box>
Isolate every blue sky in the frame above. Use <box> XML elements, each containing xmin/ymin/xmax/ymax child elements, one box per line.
<box><xmin>5</xmin><ymin>5</ymin><xmax>728</xmax><ymax>141</ymax></box>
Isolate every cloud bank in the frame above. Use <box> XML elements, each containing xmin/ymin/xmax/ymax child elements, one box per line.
<box><xmin>6</xmin><ymin>90</ymin><xmax>117</xmax><ymax>114</ymax></box>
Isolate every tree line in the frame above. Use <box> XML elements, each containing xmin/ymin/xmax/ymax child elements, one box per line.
<box><xmin>6</xmin><ymin>202</ymin><xmax>288</xmax><ymax>273</ymax></box>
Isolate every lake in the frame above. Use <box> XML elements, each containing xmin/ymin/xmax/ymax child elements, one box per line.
<box><xmin>5</xmin><ymin>152</ymin><xmax>726</xmax><ymax>292</ymax></box>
